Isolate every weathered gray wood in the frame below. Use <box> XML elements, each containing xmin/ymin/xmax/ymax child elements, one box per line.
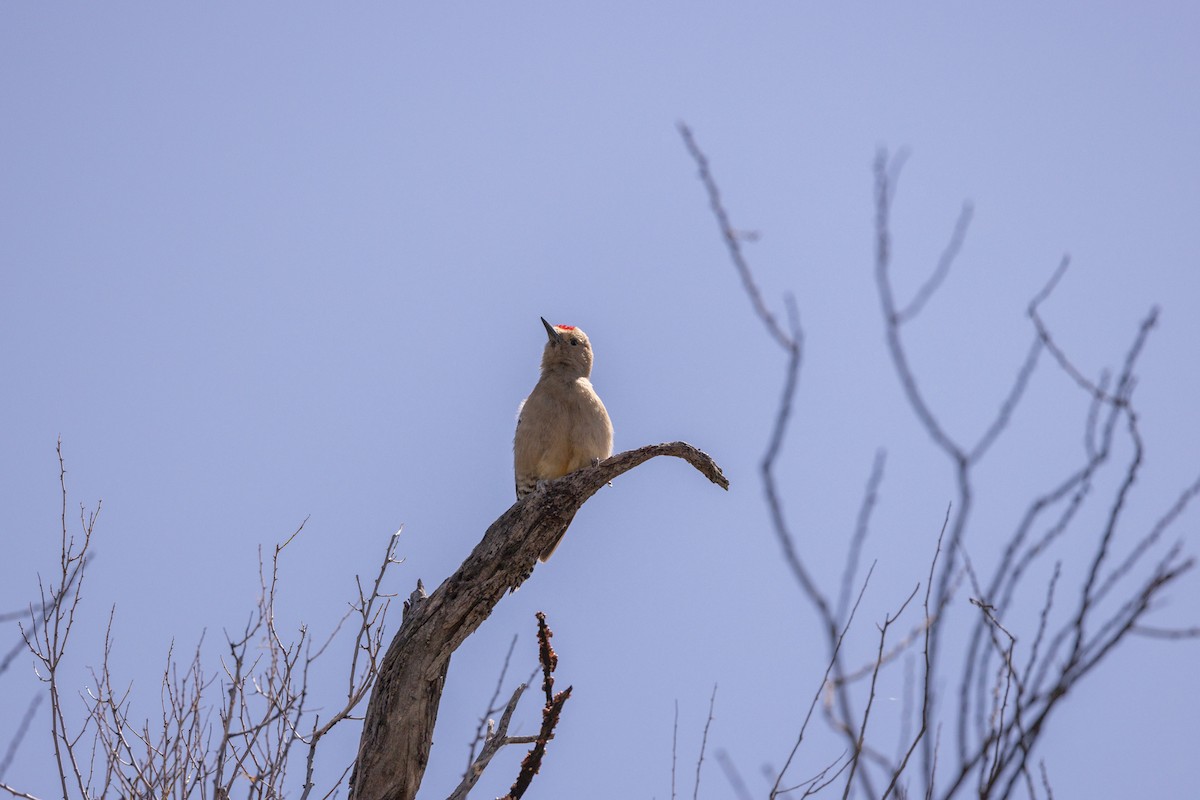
<box><xmin>348</xmin><ymin>441</ymin><xmax>728</xmax><ymax>800</ymax></box>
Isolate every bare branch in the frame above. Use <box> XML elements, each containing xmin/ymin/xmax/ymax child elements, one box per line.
<box><xmin>672</xmin><ymin>700</ymin><xmax>679</xmax><ymax>800</ymax></box>
<box><xmin>678</xmin><ymin>122</ymin><xmax>793</xmax><ymax>352</ymax></box>
<box><xmin>693</xmin><ymin>684</ymin><xmax>718</xmax><ymax>800</ymax></box>
<box><xmin>0</xmin><ymin>782</ymin><xmax>44</xmax><ymax>800</ymax></box>
<box><xmin>843</xmin><ymin>583</ymin><xmax>921</xmax><ymax>799</ymax></box>
<box><xmin>874</xmin><ymin>149</ymin><xmax>966</xmax><ymax>465</ymax></box>
<box><xmin>1132</xmin><ymin>625</ymin><xmax>1200</xmax><ymax>639</ymax></box>
<box><xmin>500</xmin><ymin>613</ymin><xmax>571</xmax><ymax>800</ymax></box>
<box><xmin>300</xmin><ymin>528</ymin><xmax>403</xmax><ymax>800</ymax></box>
<box><xmin>895</xmin><ymin>201</ymin><xmax>974</xmax><ymax>325</ymax></box>
<box><xmin>16</xmin><ymin>439</ymin><xmax>99</xmax><ymax>800</ymax></box>
<box><xmin>771</xmin><ymin>564</ymin><xmax>875</xmax><ymax>799</ymax></box>
<box><xmin>447</xmin><ymin>683</ymin><xmax>529</xmax><ymax>800</ymax></box>
<box><xmin>464</xmin><ymin>634</ymin><xmax>520</xmax><ymax>777</ymax></box>
<box><xmin>882</xmin><ymin>509</ymin><xmax>948</xmax><ymax>800</ymax></box>
<box><xmin>838</xmin><ymin>451</ymin><xmax>887</xmax><ymax>626</ymax></box>
<box><xmin>967</xmin><ymin>336</ymin><xmax>1043</xmax><ymax>465</ymax></box>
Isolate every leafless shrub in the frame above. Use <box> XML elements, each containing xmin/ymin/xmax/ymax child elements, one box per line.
<box><xmin>681</xmin><ymin>125</ymin><xmax>1198</xmax><ymax>799</ymax></box>
<box><xmin>1</xmin><ymin>442</ymin><xmax>401</xmax><ymax>800</ymax></box>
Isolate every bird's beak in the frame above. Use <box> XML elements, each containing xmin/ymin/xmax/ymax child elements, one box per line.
<box><xmin>541</xmin><ymin>316</ymin><xmax>563</xmax><ymax>343</ymax></box>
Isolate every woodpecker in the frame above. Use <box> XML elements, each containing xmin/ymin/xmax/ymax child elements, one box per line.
<box><xmin>514</xmin><ymin>317</ymin><xmax>614</xmax><ymax>562</ymax></box>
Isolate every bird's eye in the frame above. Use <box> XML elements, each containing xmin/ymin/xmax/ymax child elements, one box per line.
<box><xmin>569</xmin><ymin>337</ymin><xmax>579</xmax><ymax>346</ymax></box>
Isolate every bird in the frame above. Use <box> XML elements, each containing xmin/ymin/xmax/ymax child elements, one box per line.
<box><xmin>514</xmin><ymin>317</ymin><xmax>614</xmax><ymax>562</ymax></box>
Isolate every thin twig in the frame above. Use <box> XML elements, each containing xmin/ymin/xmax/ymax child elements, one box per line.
<box><xmin>771</xmin><ymin>564</ymin><xmax>876</xmax><ymax>799</ymax></box>
<box><xmin>844</xmin><ymin>583</ymin><xmax>921</xmax><ymax>799</ymax></box>
<box><xmin>882</xmin><ymin>508</ymin><xmax>948</xmax><ymax>800</ymax></box>
<box><xmin>465</xmin><ymin>634</ymin><xmax>520</xmax><ymax>776</ymax></box>
<box><xmin>672</xmin><ymin>700</ymin><xmax>679</xmax><ymax>800</ymax></box>
<box><xmin>693</xmin><ymin>684</ymin><xmax>718</xmax><ymax>800</ymax></box>
<box><xmin>838</xmin><ymin>451</ymin><xmax>887</xmax><ymax>625</ymax></box>
<box><xmin>896</xmin><ymin>201</ymin><xmax>974</xmax><ymax>325</ymax></box>
<box><xmin>678</xmin><ymin>122</ymin><xmax>793</xmax><ymax>351</ymax></box>
<box><xmin>447</xmin><ymin>683</ymin><xmax>531</xmax><ymax>800</ymax></box>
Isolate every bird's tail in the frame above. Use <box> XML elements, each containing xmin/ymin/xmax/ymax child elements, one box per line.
<box><xmin>538</xmin><ymin>508</ymin><xmax>578</xmax><ymax>562</ymax></box>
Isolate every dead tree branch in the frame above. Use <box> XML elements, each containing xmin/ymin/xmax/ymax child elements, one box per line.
<box><xmin>499</xmin><ymin>612</ymin><xmax>571</xmax><ymax>800</ymax></box>
<box><xmin>348</xmin><ymin>441</ymin><xmax>727</xmax><ymax>800</ymax></box>
<box><xmin>693</xmin><ymin>684</ymin><xmax>718</xmax><ymax>800</ymax></box>
<box><xmin>447</xmin><ymin>682</ymin><xmax>531</xmax><ymax>800</ymax></box>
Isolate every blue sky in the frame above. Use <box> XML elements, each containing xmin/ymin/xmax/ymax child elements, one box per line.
<box><xmin>2</xmin><ymin>4</ymin><xmax>1198</xmax><ymax>798</ymax></box>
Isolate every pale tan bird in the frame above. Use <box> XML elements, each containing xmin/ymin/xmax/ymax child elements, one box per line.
<box><xmin>514</xmin><ymin>317</ymin><xmax>614</xmax><ymax>561</ymax></box>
